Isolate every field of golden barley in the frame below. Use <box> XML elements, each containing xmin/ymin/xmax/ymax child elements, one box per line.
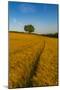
<box><xmin>8</xmin><ymin>32</ymin><xmax>58</xmax><ymax>88</ymax></box>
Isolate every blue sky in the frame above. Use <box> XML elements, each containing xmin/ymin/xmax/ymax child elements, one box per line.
<box><xmin>8</xmin><ymin>2</ymin><xmax>58</xmax><ymax>34</ymax></box>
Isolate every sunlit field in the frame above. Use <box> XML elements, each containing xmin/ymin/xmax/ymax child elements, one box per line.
<box><xmin>31</xmin><ymin>37</ymin><xmax>58</xmax><ymax>86</ymax></box>
<box><xmin>8</xmin><ymin>32</ymin><xmax>58</xmax><ymax>88</ymax></box>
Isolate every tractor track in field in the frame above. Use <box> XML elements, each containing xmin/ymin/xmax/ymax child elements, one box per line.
<box><xmin>26</xmin><ymin>40</ymin><xmax>45</xmax><ymax>87</ymax></box>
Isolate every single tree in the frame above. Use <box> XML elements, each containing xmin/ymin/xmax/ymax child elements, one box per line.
<box><xmin>24</xmin><ymin>24</ymin><xmax>35</xmax><ymax>33</ymax></box>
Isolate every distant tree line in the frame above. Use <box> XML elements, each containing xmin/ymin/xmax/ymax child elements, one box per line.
<box><xmin>41</xmin><ymin>33</ymin><xmax>58</xmax><ymax>38</ymax></box>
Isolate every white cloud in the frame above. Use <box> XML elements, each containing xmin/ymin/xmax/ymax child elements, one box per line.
<box><xmin>12</xmin><ymin>18</ymin><xmax>17</xmax><ymax>23</ymax></box>
<box><xmin>18</xmin><ymin>3</ymin><xmax>36</xmax><ymax>13</ymax></box>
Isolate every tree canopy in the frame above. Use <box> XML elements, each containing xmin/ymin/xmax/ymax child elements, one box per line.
<box><xmin>24</xmin><ymin>24</ymin><xmax>35</xmax><ymax>33</ymax></box>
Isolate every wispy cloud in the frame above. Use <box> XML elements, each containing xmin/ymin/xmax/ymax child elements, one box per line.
<box><xmin>9</xmin><ymin>18</ymin><xmax>25</xmax><ymax>31</ymax></box>
<box><xmin>18</xmin><ymin>3</ymin><xmax>36</xmax><ymax>13</ymax></box>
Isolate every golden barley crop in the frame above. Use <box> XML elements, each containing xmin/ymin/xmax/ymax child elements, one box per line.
<box><xmin>31</xmin><ymin>37</ymin><xmax>58</xmax><ymax>86</ymax></box>
<box><xmin>8</xmin><ymin>32</ymin><xmax>58</xmax><ymax>88</ymax></box>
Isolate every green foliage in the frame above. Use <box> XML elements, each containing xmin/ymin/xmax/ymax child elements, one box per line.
<box><xmin>24</xmin><ymin>25</ymin><xmax>35</xmax><ymax>33</ymax></box>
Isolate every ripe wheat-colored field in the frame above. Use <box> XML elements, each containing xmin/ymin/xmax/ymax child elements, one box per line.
<box><xmin>8</xmin><ymin>32</ymin><xmax>58</xmax><ymax>88</ymax></box>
